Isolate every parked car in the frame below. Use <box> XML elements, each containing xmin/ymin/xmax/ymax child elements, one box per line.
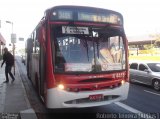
<box><xmin>129</xmin><ymin>61</ymin><xmax>160</xmax><ymax>91</ymax></box>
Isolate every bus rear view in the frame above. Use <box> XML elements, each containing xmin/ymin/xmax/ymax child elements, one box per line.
<box><xmin>27</xmin><ymin>5</ymin><xmax>129</xmax><ymax>109</ymax></box>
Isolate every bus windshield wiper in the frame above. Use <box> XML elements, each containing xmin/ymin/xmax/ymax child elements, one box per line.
<box><xmin>80</xmin><ymin>36</ymin><xmax>89</xmax><ymax>62</ymax></box>
<box><xmin>96</xmin><ymin>39</ymin><xmax>100</xmax><ymax>59</ymax></box>
<box><xmin>84</xmin><ymin>39</ymin><xmax>89</xmax><ymax>61</ymax></box>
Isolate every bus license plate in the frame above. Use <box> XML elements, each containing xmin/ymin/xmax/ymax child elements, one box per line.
<box><xmin>89</xmin><ymin>94</ymin><xmax>104</xmax><ymax>101</ymax></box>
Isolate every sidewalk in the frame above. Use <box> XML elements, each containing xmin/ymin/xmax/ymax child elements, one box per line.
<box><xmin>0</xmin><ymin>60</ymin><xmax>37</xmax><ymax>119</ymax></box>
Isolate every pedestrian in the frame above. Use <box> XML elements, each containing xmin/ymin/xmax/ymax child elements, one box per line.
<box><xmin>1</xmin><ymin>47</ymin><xmax>15</xmax><ymax>83</ymax></box>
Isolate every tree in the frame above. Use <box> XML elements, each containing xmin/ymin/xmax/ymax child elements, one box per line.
<box><xmin>150</xmin><ymin>33</ymin><xmax>160</xmax><ymax>47</ymax></box>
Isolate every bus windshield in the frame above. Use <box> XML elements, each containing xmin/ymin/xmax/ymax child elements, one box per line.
<box><xmin>51</xmin><ymin>25</ymin><xmax>126</xmax><ymax>73</ymax></box>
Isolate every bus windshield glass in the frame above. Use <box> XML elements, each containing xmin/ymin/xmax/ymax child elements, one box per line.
<box><xmin>51</xmin><ymin>25</ymin><xmax>126</xmax><ymax>73</ymax></box>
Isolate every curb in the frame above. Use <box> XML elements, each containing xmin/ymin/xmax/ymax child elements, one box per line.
<box><xmin>16</xmin><ymin>61</ymin><xmax>38</xmax><ymax>119</ymax></box>
<box><xmin>20</xmin><ymin>108</ymin><xmax>37</xmax><ymax>119</ymax></box>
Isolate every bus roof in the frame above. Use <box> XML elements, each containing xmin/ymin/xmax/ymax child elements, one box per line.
<box><xmin>44</xmin><ymin>5</ymin><xmax>123</xmax><ymax>25</ymax></box>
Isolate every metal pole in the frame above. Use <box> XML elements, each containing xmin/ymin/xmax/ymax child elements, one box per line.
<box><xmin>13</xmin><ymin>43</ymin><xmax>15</xmax><ymax>75</ymax></box>
<box><xmin>11</xmin><ymin>22</ymin><xmax>15</xmax><ymax>75</ymax></box>
<box><xmin>11</xmin><ymin>22</ymin><xmax>13</xmax><ymax>33</ymax></box>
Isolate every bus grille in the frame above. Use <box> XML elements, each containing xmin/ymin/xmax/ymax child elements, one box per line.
<box><xmin>78</xmin><ymin>78</ymin><xmax>112</xmax><ymax>83</ymax></box>
<box><xmin>65</xmin><ymin>83</ymin><xmax>122</xmax><ymax>92</ymax></box>
<box><xmin>64</xmin><ymin>95</ymin><xmax>119</xmax><ymax>104</ymax></box>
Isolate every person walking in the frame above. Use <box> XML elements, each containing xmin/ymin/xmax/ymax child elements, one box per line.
<box><xmin>1</xmin><ymin>47</ymin><xmax>15</xmax><ymax>83</ymax></box>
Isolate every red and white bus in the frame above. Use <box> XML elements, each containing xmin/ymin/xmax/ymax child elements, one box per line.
<box><xmin>26</xmin><ymin>5</ymin><xmax>129</xmax><ymax>109</ymax></box>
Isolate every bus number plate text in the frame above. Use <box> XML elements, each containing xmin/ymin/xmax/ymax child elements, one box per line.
<box><xmin>89</xmin><ymin>94</ymin><xmax>104</xmax><ymax>101</ymax></box>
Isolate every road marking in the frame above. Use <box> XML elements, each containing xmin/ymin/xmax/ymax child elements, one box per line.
<box><xmin>144</xmin><ymin>90</ymin><xmax>160</xmax><ymax>96</ymax></box>
<box><xmin>114</xmin><ymin>102</ymin><xmax>156</xmax><ymax>119</ymax></box>
<box><xmin>115</xmin><ymin>102</ymin><xmax>142</xmax><ymax>113</ymax></box>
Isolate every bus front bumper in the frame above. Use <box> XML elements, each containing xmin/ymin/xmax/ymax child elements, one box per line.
<box><xmin>46</xmin><ymin>82</ymin><xmax>129</xmax><ymax>109</ymax></box>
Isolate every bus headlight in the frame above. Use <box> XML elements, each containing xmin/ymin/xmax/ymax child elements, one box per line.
<box><xmin>58</xmin><ymin>84</ymin><xmax>64</xmax><ymax>90</ymax></box>
<box><xmin>121</xmin><ymin>80</ymin><xmax>125</xmax><ymax>85</ymax></box>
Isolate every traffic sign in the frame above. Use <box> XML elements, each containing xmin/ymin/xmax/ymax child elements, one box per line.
<box><xmin>19</xmin><ymin>37</ymin><xmax>24</xmax><ymax>41</ymax></box>
<box><xmin>11</xmin><ymin>33</ymin><xmax>16</xmax><ymax>43</ymax></box>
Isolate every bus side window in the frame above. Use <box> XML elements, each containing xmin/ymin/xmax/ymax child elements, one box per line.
<box><xmin>35</xmin><ymin>29</ymin><xmax>40</xmax><ymax>53</ymax></box>
<box><xmin>35</xmin><ymin>40</ymin><xmax>40</xmax><ymax>53</ymax></box>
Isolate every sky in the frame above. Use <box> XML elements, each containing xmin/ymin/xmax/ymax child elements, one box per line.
<box><xmin>1</xmin><ymin>0</ymin><xmax>160</xmax><ymax>46</ymax></box>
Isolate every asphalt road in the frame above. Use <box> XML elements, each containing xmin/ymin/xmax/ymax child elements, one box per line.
<box><xmin>123</xmin><ymin>82</ymin><xmax>160</xmax><ymax>113</ymax></box>
<box><xmin>16</xmin><ymin>56</ymin><xmax>160</xmax><ymax>119</ymax></box>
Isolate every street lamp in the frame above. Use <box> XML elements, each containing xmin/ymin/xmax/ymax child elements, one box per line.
<box><xmin>6</xmin><ymin>21</ymin><xmax>13</xmax><ymax>33</ymax></box>
<box><xmin>6</xmin><ymin>20</ymin><xmax>15</xmax><ymax>75</ymax></box>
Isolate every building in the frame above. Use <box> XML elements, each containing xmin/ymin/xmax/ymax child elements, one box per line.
<box><xmin>128</xmin><ymin>35</ymin><xmax>155</xmax><ymax>46</ymax></box>
<box><xmin>0</xmin><ymin>33</ymin><xmax>6</xmax><ymax>55</ymax></box>
<box><xmin>128</xmin><ymin>35</ymin><xmax>156</xmax><ymax>55</ymax></box>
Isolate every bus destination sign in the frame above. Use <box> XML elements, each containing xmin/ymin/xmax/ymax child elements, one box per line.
<box><xmin>62</xmin><ymin>26</ymin><xmax>89</xmax><ymax>34</ymax></box>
